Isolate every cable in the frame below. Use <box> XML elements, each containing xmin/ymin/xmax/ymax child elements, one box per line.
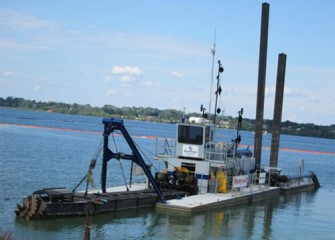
<box><xmin>111</xmin><ymin>132</ymin><xmax>129</xmax><ymax>191</ymax></box>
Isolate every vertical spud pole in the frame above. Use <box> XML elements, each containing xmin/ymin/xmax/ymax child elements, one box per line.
<box><xmin>270</xmin><ymin>53</ymin><xmax>287</xmax><ymax>167</ymax></box>
<box><xmin>254</xmin><ymin>2</ymin><xmax>270</xmax><ymax>168</ymax></box>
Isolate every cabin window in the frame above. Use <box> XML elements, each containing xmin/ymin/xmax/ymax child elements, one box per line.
<box><xmin>205</xmin><ymin>126</ymin><xmax>211</xmax><ymax>142</ymax></box>
<box><xmin>178</xmin><ymin>125</ymin><xmax>203</xmax><ymax>145</ymax></box>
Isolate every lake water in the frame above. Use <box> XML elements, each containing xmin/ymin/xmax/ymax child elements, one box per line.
<box><xmin>0</xmin><ymin>108</ymin><xmax>334</xmax><ymax>240</ymax></box>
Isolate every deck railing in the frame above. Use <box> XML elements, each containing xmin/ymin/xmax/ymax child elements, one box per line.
<box><xmin>204</xmin><ymin>142</ymin><xmax>235</xmax><ymax>163</ymax></box>
<box><xmin>155</xmin><ymin>137</ymin><xmax>176</xmax><ymax>159</ymax></box>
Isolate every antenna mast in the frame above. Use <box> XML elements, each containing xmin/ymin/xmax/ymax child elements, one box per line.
<box><xmin>213</xmin><ymin>60</ymin><xmax>224</xmax><ymax>125</ymax></box>
<box><xmin>208</xmin><ymin>30</ymin><xmax>216</xmax><ymax>119</ymax></box>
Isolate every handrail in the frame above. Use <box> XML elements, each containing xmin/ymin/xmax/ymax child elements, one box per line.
<box><xmin>155</xmin><ymin>137</ymin><xmax>176</xmax><ymax>158</ymax></box>
<box><xmin>204</xmin><ymin>142</ymin><xmax>235</xmax><ymax>162</ymax></box>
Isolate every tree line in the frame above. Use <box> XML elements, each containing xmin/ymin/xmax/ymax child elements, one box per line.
<box><xmin>1</xmin><ymin>96</ymin><xmax>334</xmax><ymax>139</ymax></box>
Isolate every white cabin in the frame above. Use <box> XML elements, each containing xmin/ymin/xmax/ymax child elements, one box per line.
<box><xmin>156</xmin><ymin>119</ymin><xmax>255</xmax><ymax>194</ymax></box>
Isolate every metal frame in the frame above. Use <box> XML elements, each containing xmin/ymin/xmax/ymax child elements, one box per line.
<box><xmin>101</xmin><ymin>118</ymin><xmax>166</xmax><ymax>203</ymax></box>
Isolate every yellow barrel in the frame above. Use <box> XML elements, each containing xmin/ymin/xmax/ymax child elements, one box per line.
<box><xmin>217</xmin><ymin>171</ymin><xmax>227</xmax><ymax>193</ymax></box>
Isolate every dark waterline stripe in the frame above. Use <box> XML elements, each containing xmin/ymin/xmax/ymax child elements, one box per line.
<box><xmin>0</xmin><ymin>122</ymin><xmax>156</xmax><ymax>139</ymax></box>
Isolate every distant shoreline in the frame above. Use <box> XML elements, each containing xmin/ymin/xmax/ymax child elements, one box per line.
<box><xmin>1</xmin><ymin>97</ymin><xmax>334</xmax><ymax>139</ymax></box>
<box><xmin>2</xmin><ymin>121</ymin><xmax>334</xmax><ymax>155</ymax></box>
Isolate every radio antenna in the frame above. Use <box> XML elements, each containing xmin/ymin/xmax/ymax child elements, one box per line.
<box><xmin>208</xmin><ymin>30</ymin><xmax>216</xmax><ymax>120</ymax></box>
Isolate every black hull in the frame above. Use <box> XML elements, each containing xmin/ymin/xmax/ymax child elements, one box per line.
<box><xmin>18</xmin><ymin>189</ymin><xmax>188</xmax><ymax>218</ymax></box>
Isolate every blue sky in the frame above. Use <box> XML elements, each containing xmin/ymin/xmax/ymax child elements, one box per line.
<box><xmin>0</xmin><ymin>1</ymin><xmax>334</xmax><ymax>125</ymax></box>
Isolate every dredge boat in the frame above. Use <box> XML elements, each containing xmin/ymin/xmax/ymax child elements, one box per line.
<box><xmin>15</xmin><ymin>59</ymin><xmax>320</xmax><ymax>219</ymax></box>
<box><xmin>15</xmin><ymin>3</ymin><xmax>320</xmax><ymax>219</ymax></box>
<box><xmin>15</xmin><ymin>70</ymin><xmax>319</xmax><ymax>219</ymax></box>
<box><xmin>15</xmin><ymin>112</ymin><xmax>320</xmax><ymax>219</ymax></box>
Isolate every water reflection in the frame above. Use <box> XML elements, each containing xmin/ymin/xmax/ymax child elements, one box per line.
<box><xmin>13</xmin><ymin>189</ymin><xmax>320</xmax><ymax>239</ymax></box>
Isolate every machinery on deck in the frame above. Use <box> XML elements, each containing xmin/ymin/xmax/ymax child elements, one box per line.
<box><xmin>15</xmin><ymin>118</ymin><xmax>189</xmax><ymax>219</ymax></box>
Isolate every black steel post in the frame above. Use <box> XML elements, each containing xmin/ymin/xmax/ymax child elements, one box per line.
<box><xmin>101</xmin><ymin>124</ymin><xmax>109</xmax><ymax>193</ymax></box>
<box><xmin>270</xmin><ymin>53</ymin><xmax>287</xmax><ymax>167</ymax></box>
<box><xmin>254</xmin><ymin>2</ymin><xmax>270</xmax><ymax>168</ymax></box>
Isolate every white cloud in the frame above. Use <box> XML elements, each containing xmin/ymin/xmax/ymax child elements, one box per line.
<box><xmin>309</xmin><ymin>95</ymin><xmax>319</xmax><ymax>103</ymax></box>
<box><xmin>0</xmin><ymin>8</ymin><xmax>61</xmax><ymax>52</ymax></box>
<box><xmin>0</xmin><ymin>38</ymin><xmax>26</xmax><ymax>49</ymax></box>
<box><xmin>298</xmin><ymin>106</ymin><xmax>305</xmax><ymax>112</ymax></box>
<box><xmin>108</xmin><ymin>66</ymin><xmax>143</xmax><ymax>84</ymax></box>
<box><xmin>104</xmin><ymin>76</ymin><xmax>113</xmax><ymax>83</ymax></box>
<box><xmin>111</xmin><ymin>66</ymin><xmax>142</xmax><ymax>75</ymax></box>
<box><xmin>105</xmin><ymin>89</ymin><xmax>116</xmax><ymax>96</ymax></box>
<box><xmin>87</xmin><ymin>32</ymin><xmax>207</xmax><ymax>59</ymax></box>
<box><xmin>265</xmin><ymin>85</ymin><xmax>312</xmax><ymax>100</ymax></box>
<box><xmin>33</xmin><ymin>85</ymin><xmax>42</xmax><ymax>91</ymax></box>
<box><xmin>120</xmin><ymin>75</ymin><xmax>135</xmax><ymax>82</ymax></box>
<box><xmin>0</xmin><ymin>8</ymin><xmax>59</xmax><ymax>32</ymax></box>
<box><xmin>265</xmin><ymin>86</ymin><xmax>276</xmax><ymax>96</ymax></box>
<box><xmin>170</xmin><ymin>71</ymin><xmax>185</xmax><ymax>78</ymax></box>
<box><xmin>283</xmin><ymin>86</ymin><xmax>294</xmax><ymax>97</ymax></box>
<box><xmin>142</xmin><ymin>81</ymin><xmax>160</xmax><ymax>87</ymax></box>
<box><xmin>1</xmin><ymin>71</ymin><xmax>13</xmax><ymax>78</ymax></box>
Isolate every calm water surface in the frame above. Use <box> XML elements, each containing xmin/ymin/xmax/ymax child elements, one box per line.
<box><xmin>0</xmin><ymin>108</ymin><xmax>334</xmax><ymax>240</ymax></box>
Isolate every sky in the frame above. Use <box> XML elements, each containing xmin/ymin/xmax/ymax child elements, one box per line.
<box><xmin>0</xmin><ymin>1</ymin><xmax>334</xmax><ymax>125</ymax></box>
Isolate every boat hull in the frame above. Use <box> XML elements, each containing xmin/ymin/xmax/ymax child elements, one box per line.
<box><xmin>16</xmin><ymin>188</ymin><xmax>188</xmax><ymax>219</ymax></box>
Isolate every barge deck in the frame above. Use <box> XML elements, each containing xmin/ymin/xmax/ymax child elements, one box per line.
<box><xmin>156</xmin><ymin>186</ymin><xmax>280</xmax><ymax>214</ymax></box>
